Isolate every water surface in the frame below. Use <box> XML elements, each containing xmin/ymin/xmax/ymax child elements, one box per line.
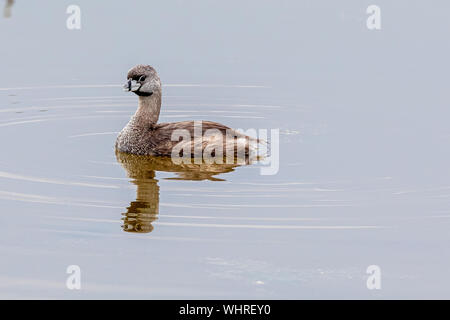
<box><xmin>1</xmin><ymin>0</ymin><xmax>450</xmax><ymax>299</ymax></box>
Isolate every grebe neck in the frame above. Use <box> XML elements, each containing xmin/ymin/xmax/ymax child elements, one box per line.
<box><xmin>133</xmin><ymin>94</ymin><xmax>161</xmax><ymax>127</ymax></box>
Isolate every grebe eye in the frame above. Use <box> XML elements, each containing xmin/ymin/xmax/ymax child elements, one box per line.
<box><xmin>139</xmin><ymin>75</ymin><xmax>146</xmax><ymax>82</ymax></box>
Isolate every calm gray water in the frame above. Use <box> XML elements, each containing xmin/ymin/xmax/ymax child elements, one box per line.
<box><xmin>1</xmin><ymin>0</ymin><xmax>450</xmax><ymax>299</ymax></box>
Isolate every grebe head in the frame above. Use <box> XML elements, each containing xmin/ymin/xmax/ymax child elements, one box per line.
<box><xmin>124</xmin><ymin>65</ymin><xmax>161</xmax><ymax>97</ymax></box>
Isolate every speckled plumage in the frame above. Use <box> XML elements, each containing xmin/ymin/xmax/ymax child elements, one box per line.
<box><xmin>116</xmin><ymin>65</ymin><xmax>257</xmax><ymax>157</ymax></box>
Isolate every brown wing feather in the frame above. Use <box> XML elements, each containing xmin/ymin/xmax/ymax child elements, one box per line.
<box><xmin>150</xmin><ymin>121</ymin><xmax>251</xmax><ymax>157</ymax></box>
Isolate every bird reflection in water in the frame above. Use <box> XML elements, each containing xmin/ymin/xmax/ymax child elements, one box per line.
<box><xmin>3</xmin><ymin>0</ymin><xmax>14</xmax><ymax>18</ymax></box>
<box><xmin>116</xmin><ymin>150</ymin><xmax>247</xmax><ymax>233</ymax></box>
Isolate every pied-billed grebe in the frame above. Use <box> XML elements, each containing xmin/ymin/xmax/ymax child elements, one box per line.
<box><xmin>116</xmin><ymin>65</ymin><xmax>257</xmax><ymax>157</ymax></box>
